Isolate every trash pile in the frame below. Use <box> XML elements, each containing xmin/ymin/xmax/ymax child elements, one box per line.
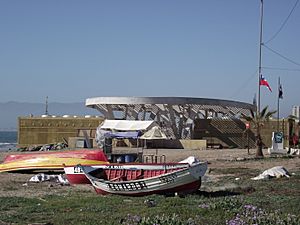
<box><xmin>17</xmin><ymin>142</ymin><xmax>68</xmax><ymax>151</ymax></box>
<box><xmin>29</xmin><ymin>173</ymin><xmax>69</xmax><ymax>185</ymax></box>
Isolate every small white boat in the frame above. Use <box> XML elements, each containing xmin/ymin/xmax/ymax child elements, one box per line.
<box><xmin>77</xmin><ymin>158</ymin><xmax>207</xmax><ymax>196</ymax></box>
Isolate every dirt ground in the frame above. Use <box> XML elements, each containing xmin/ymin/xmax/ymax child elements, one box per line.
<box><xmin>0</xmin><ymin>148</ymin><xmax>299</xmax><ymax>198</ymax></box>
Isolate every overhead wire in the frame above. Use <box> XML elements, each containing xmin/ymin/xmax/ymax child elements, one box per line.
<box><xmin>264</xmin><ymin>0</ymin><xmax>299</xmax><ymax>44</ymax></box>
<box><xmin>262</xmin><ymin>66</ymin><xmax>300</xmax><ymax>72</ymax></box>
<box><xmin>229</xmin><ymin>70</ymin><xmax>257</xmax><ymax>99</ymax></box>
<box><xmin>230</xmin><ymin>1</ymin><xmax>300</xmax><ymax>100</ymax></box>
<box><xmin>229</xmin><ymin>1</ymin><xmax>300</xmax><ymax>104</ymax></box>
<box><xmin>262</xmin><ymin>44</ymin><xmax>300</xmax><ymax>67</ymax></box>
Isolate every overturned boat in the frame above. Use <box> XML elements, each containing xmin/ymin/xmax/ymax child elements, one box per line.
<box><xmin>0</xmin><ymin>149</ymin><xmax>109</xmax><ymax>172</ymax></box>
<box><xmin>76</xmin><ymin>157</ymin><xmax>207</xmax><ymax>196</ymax></box>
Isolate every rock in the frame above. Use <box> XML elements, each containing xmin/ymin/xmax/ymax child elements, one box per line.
<box><xmin>144</xmin><ymin>199</ymin><xmax>156</xmax><ymax>207</ymax></box>
<box><xmin>236</xmin><ymin>157</ymin><xmax>245</xmax><ymax>161</ymax></box>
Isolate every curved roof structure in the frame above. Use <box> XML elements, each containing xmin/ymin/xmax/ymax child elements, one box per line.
<box><xmin>86</xmin><ymin>97</ymin><xmax>253</xmax><ymax>109</ymax></box>
<box><xmin>86</xmin><ymin>96</ymin><xmax>255</xmax><ymax>139</ymax></box>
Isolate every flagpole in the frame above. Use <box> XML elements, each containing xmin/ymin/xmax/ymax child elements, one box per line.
<box><xmin>258</xmin><ymin>0</ymin><xmax>264</xmax><ymax>113</ymax></box>
<box><xmin>277</xmin><ymin>77</ymin><xmax>280</xmax><ymax>132</ymax></box>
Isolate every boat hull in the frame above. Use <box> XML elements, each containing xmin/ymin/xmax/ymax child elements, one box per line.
<box><xmin>94</xmin><ymin>179</ymin><xmax>201</xmax><ymax>196</ymax></box>
<box><xmin>65</xmin><ymin>163</ymin><xmax>190</xmax><ymax>185</ymax></box>
<box><xmin>0</xmin><ymin>149</ymin><xmax>109</xmax><ymax>172</ymax></box>
<box><xmin>81</xmin><ymin>161</ymin><xmax>207</xmax><ymax>196</ymax></box>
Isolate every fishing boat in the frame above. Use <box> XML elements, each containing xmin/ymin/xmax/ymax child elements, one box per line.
<box><xmin>77</xmin><ymin>157</ymin><xmax>207</xmax><ymax>196</ymax></box>
<box><xmin>0</xmin><ymin>149</ymin><xmax>109</xmax><ymax>172</ymax></box>
<box><xmin>65</xmin><ymin>161</ymin><xmax>191</xmax><ymax>185</ymax></box>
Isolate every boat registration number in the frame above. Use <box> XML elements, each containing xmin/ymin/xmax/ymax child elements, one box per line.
<box><xmin>73</xmin><ymin>166</ymin><xmax>83</xmax><ymax>173</ymax></box>
<box><xmin>108</xmin><ymin>181</ymin><xmax>147</xmax><ymax>191</ymax></box>
<box><xmin>159</xmin><ymin>173</ymin><xmax>177</xmax><ymax>183</ymax></box>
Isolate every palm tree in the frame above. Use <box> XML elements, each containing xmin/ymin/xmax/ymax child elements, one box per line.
<box><xmin>242</xmin><ymin>106</ymin><xmax>276</xmax><ymax>157</ymax></box>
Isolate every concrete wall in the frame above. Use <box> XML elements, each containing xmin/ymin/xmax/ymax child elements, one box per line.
<box><xmin>68</xmin><ymin>137</ymin><xmax>96</xmax><ymax>149</ymax></box>
<box><xmin>144</xmin><ymin>139</ymin><xmax>206</xmax><ymax>150</ymax></box>
<box><xmin>18</xmin><ymin>117</ymin><xmax>103</xmax><ymax>147</ymax></box>
<box><xmin>193</xmin><ymin>118</ymin><xmax>291</xmax><ymax>149</ymax></box>
<box><xmin>255</xmin><ymin>119</ymin><xmax>292</xmax><ymax>148</ymax></box>
<box><xmin>19</xmin><ymin>116</ymin><xmax>293</xmax><ymax>149</ymax></box>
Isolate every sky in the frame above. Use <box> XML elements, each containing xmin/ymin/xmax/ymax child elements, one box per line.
<box><xmin>0</xmin><ymin>0</ymin><xmax>299</xmax><ymax>117</ymax></box>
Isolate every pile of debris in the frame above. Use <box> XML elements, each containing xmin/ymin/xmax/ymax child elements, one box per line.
<box><xmin>17</xmin><ymin>142</ymin><xmax>68</xmax><ymax>152</ymax></box>
<box><xmin>29</xmin><ymin>173</ymin><xmax>69</xmax><ymax>185</ymax></box>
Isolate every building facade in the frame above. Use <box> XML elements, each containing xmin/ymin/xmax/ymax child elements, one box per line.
<box><xmin>85</xmin><ymin>96</ymin><xmax>257</xmax><ymax>148</ymax></box>
<box><xmin>18</xmin><ymin>116</ymin><xmax>103</xmax><ymax>147</ymax></box>
<box><xmin>292</xmin><ymin>106</ymin><xmax>300</xmax><ymax>119</ymax></box>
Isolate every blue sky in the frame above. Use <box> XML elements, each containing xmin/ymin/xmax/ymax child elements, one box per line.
<box><xmin>0</xmin><ymin>0</ymin><xmax>299</xmax><ymax>117</ymax></box>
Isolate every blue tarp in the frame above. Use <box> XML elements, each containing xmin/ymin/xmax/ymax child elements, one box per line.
<box><xmin>103</xmin><ymin>131</ymin><xmax>141</xmax><ymax>139</ymax></box>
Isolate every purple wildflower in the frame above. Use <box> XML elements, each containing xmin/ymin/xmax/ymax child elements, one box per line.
<box><xmin>244</xmin><ymin>204</ymin><xmax>257</xmax><ymax>211</ymax></box>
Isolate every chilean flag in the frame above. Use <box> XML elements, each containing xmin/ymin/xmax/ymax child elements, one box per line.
<box><xmin>260</xmin><ymin>75</ymin><xmax>272</xmax><ymax>92</ymax></box>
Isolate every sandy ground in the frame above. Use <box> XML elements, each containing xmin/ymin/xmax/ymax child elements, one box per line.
<box><xmin>0</xmin><ymin>148</ymin><xmax>299</xmax><ymax>198</ymax></box>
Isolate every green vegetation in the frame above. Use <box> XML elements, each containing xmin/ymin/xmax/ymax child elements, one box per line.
<box><xmin>242</xmin><ymin>105</ymin><xmax>277</xmax><ymax>157</ymax></box>
<box><xmin>1</xmin><ymin>167</ymin><xmax>299</xmax><ymax>225</ymax></box>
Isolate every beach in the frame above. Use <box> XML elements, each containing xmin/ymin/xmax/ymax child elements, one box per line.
<box><xmin>0</xmin><ymin>148</ymin><xmax>299</xmax><ymax>224</ymax></box>
<box><xmin>1</xmin><ymin>148</ymin><xmax>299</xmax><ymax>198</ymax></box>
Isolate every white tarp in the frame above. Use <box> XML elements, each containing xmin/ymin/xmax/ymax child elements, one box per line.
<box><xmin>179</xmin><ymin>156</ymin><xmax>199</xmax><ymax>165</ymax></box>
<box><xmin>251</xmin><ymin>166</ymin><xmax>290</xmax><ymax>180</ymax></box>
<box><xmin>100</xmin><ymin>120</ymin><xmax>155</xmax><ymax>131</ymax></box>
<box><xmin>140</xmin><ymin>126</ymin><xmax>167</xmax><ymax>140</ymax></box>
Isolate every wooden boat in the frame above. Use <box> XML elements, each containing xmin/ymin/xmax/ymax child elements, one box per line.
<box><xmin>0</xmin><ymin>149</ymin><xmax>109</xmax><ymax>172</ymax></box>
<box><xmin>77</xmin><ymin>158</ymin><xmax>207</xmax><ymax>196</ymax></box>
<box><xmin>65</xmin><ymin>162</ymin><xmax>191</xmax><ymax>185</ymax></box>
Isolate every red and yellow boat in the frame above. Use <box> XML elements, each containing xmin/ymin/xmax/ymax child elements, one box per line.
<box><xmin>0</xmin><ymin>149</ymin><xmax>109</xmax><ymax>172</ymax></box>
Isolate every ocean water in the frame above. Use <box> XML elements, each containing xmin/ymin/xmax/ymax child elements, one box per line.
<box><xmin>0</xmin><ymin>131</ymin><xmax>17</xmax><ymax>151</ymax></box>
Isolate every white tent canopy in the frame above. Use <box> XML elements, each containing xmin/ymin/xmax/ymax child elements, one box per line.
<box><xmin>100</xmin><ymin>120</ymin><xmax>156</xmax><ymax>131</ymax></box>
<box><xmin>140</xmin><ymin>126</ymin><xmax>167</xmax><ymax>140</ymax></box>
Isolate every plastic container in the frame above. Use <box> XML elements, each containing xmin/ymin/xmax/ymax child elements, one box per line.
<box><xmin>125</xmin><ymin>155</ymin><xmax>134</xmax><ymax>163</ymax></box>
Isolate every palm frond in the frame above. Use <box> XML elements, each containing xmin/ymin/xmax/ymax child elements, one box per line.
<box><xmin>242</xmin><ymin>116</ymin><xmax>253</xmax><ymax>122</ymax></box>
<box><xmin>266</xmin><ymin>110</ymin><xmax>277</xmax><ymax>118</ymax></box>
<box><xmin>250</xmin><ymin>109</ymin><xmax>255</xmax><ymax>119</ymax></box>
<box><xmin>260</xmin><ymin>106</ymin><xmax>268</xmax><ymax>118</ymax></box>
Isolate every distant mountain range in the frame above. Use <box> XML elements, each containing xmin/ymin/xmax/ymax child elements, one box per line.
<box><xmin>0</xmin><ymin>101</ymin><xmax>101</xmax><ymax>130</ymax></box>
